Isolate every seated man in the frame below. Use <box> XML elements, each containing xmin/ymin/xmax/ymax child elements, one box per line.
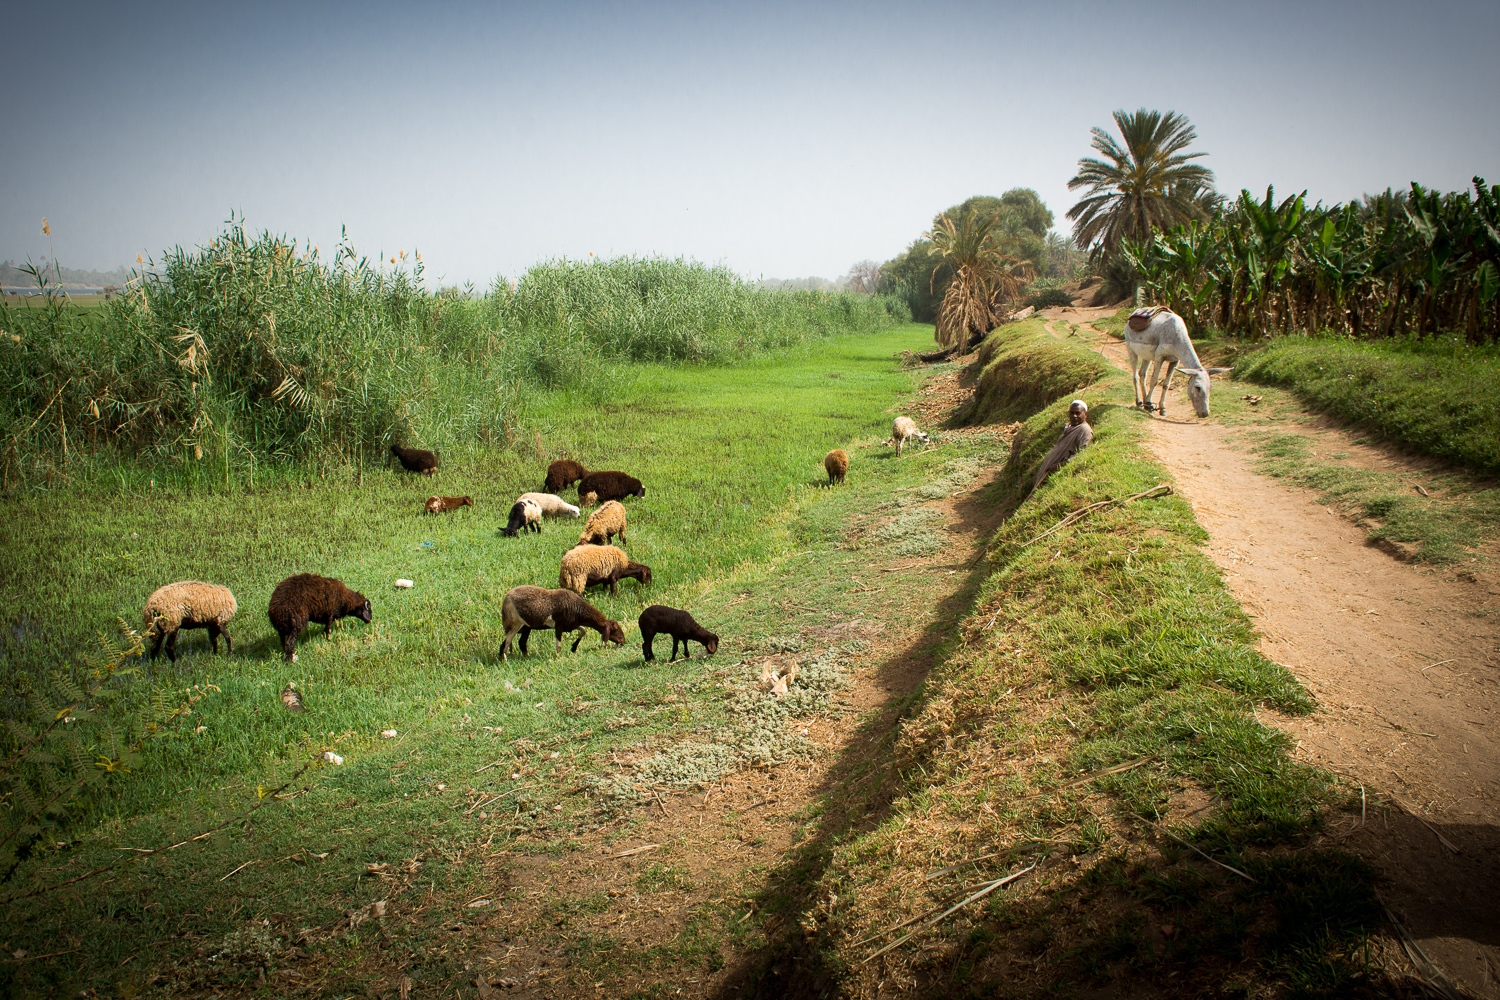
<box><xmin>1033</xmin><ymin>399</ymin><xmax>1094</xmax><ymax>491</ymax></box>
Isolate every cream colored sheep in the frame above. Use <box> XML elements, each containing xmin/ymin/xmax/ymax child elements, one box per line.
<box><xmin>579</xmin><ymin>500</ymin><xmax>628</xmax><ymax>546</ymax></box>
<box><xmin>142</xmin><ymin>581</ymin><xmax>238</xmax><ymax>662</ymax></box>
<box><xmin>517</xmin><ymin>492</ymin><xmax>581</xmax><ymax>518</ymax></box>
<box><xmin>891</xmin><ymin>416</ymin><xmax>929</xmax><ymax>456</ymax></box>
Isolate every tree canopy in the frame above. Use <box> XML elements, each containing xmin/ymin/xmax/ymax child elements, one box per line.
<box><xmin>1066</xmin><ymin>109</ymin><xmax>1216</xmax><ymax>261</ymax></box>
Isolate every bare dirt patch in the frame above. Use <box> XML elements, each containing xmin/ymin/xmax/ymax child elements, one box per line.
<box><xmin>1084</xmin><ymin>321</ymin><xmax>1500</xmax><ymax>998</ymax></box>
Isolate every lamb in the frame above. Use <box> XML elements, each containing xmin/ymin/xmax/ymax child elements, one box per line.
<box><xmin>267</xmin><ymin>573</ymin><xmax>372</xmax><ymax>662</ymax></box>
<box><xmin>576</xmin><ymin>470</ymin><xmax>645</xmax><ymax>504</ymax></box>
<box><xmin>499</xmin><ymin>585</ymin><xmax>627</xmax><ymax>659</ymax></box>
<box><xmin>579</xmin><ymin>500</ymin><xmax>628</xmax><ymax>546</ymax></box>
<box><xmin>558</xmin><ymin>544</ymin><xmax>652</xmax><ymax>595</ymax></box>
<box><xmin>824</xmin><ymin>448</ymin><xmax>848</xmax><ymax>485</ymax></box>
<box><xmin>891</xmin><ymin>416</ymin><xmax>929</xmax><ymax>456</ymax></box>
<box><xmin>638</xmin><ymin>605</ymin><xmax>718</xmax><ymax>662</ymax></box>
<box><xmin>543</xmin><ymin>459</ymin><xmax>588</xmax><ymax>493</ymax></box>
<box><xmin>425</xmin><ymin>495</ymin><xmax>472</xmax><ymax>514</ymax></box>
<box><xmin>1124</xmin><ymin>307</ymin><xmax>1212</xmax><ymax>417</ymax></box>
<box><xmin>517</xmin><ymin>492</ymin><xmax>581</xmax><ymax>519</ymax></box>
<box><xmin>142</xmin><ymin>580</ymin><xmax>237</xmax><ymax>662</ymax></box>
<box><xmin>501</xmin><ymin>498</ymin><xmax>543</xmax><ymax>537</ymax></box>
<box><xmin>390</xmin><ymin>444</ymin><xmax>439</xmax><ymax>476</ymax></box>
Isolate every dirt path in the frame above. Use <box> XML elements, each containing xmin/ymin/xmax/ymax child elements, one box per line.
<box><xmin>1055</xmin><ymin>306</ymin><xmax>1500</xmax><ymax>998</ymax></box>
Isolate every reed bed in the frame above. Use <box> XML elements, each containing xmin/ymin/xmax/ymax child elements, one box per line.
<box><xmin>0</xmin><ymin>226</ymin><xmax>902</xmax><ymax>491</ymax></box>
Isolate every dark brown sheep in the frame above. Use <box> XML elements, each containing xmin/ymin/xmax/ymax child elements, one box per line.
<box><xmin>267</xmin><ymin>573</ymin><xmax>372</xmax><ymax>662</ymax></box>
<box><xmin>639</xmin><ymin>605</ymin><xmax>718</xmax><ymax>662</ymax></box>
<box><xmin>390</xmin><ymin>445</ymin><xmax>439</xmax><ymax>476</ymax></box>
<box><xmin>544</xmin><ymin>459</ymin><xmax>588</xmax><ymax>493</ymax></box>
<box><xmin>576</xmin><ymin>470</ymin><xmax>645</xmax><ymax>504</ymax></box>
<box><xmin>500</xmin><ymin>585</ymin><xmax>626</xmax><ymax>659</ymax></box>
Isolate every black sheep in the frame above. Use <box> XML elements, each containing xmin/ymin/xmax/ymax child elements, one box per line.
<box><xmin>639</xmin><ymin>605</ymin><xmax>718</xmax><ymax>662</ymax></box>
<box><xmin>501</xmin><ymin>499</ymin><xmax>542</xmax><ymax>537</ymax></box>
<box><xmin>544</xmin><ymin>459</ymin><xmax>588</xmax><ymax>493</ymax></box>
<box><xmin>267</xmin><ymin>573</ymin><xmax>372</xmax><ymax>662</ymax></box>
<box><xmin>390</xmin><ymin>444</ymin><xmax>439</xmax><ymax>476</ymax></box>
<box><xmin>577</xmin><ymin>470</ymin><xmax>645</xmax><ymax>504</ymax></box>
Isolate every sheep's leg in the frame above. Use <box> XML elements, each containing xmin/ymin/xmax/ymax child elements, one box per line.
<box><xmin>570</xmin><ymin>629</ymin><xmax>587</xmax><ymax>653</ymax></box>
<box><xmin>670</xmin><ymin>636</ymin><xmax>683</xmax><ymax>662</ymax></box>
<box><xmin>499</xmin><ymin>626</ymin><xmax>520</xmax><ymax>660</ymax></box>
<box><xmin>208</xmin><ymin>622</ymin><xmax>222</xmax><ymax>654</ymax></box>
<box><xmin>221</xmin><ymin>627</ymin><xmax>232</xmax><ymax>656</ymax></box>
<box><xmin>165</xmin><ymin>630</ymin><xmax>179</xmax><ymax>663</ymax></box>
<box><xmin>619</xmin><ymin>527</ymin><xmax>627</xmax><ymax>545</ymax></box>
<box><xmin>642</xmin><ymin>631</ymin><xmax>655</xmax><ymax>661</ymax></box>
<box><xmin>518</xmin><ymin>626</ymin><xmax>531</xmax><ymax>656</ymax></box>
<box><xmin>149</xmin><ymin>626</ymin><xmax>166</xmax><ymax>660</ymax></box>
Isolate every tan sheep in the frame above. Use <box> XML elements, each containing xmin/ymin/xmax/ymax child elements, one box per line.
<box><xmin>142</xmin><ymin>581</ymin><xmax>238</xmax><ymax>662</ymax></box>
<box><xmin>558</xmin><ymin>544</ymin><xmax>653</xmax><ymax>596</ymax></box>
<box><xmin>579</xmin><ymin>500</ymin><xmax>628</xmax><ymax>546</ymax></box>
<box><xmin>824</xmin><ymin>448</ymin><xmax>848</xmax><ymax>485</ymax></box>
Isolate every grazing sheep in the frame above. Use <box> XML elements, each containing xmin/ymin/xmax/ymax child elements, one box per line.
<box><xmin>891</xmin><ymin>416</ymin><xmax>929</xmax><ymax>456</ymax></box>
<box><xmin>500</xmin><ymin>585</ymin><xmax>626</xmax><ymax>659</ymax></box>
<box><xmin>579</xmin><ymin>500</ymin><xmax>628</xmax><ymax>546</ymax></box>
<box><xmin>390</xmin><ymin>444</ymin><xmax>439</xmax><ymax>476</ymax></box>
<box><xmin>558</xmin><ymin>544</ymin><xmax>652</xmax><ymax>595</ymax></box>
<box><xmin>267</xmin><ymin>573</ymin><xmax>372</xmax><ymax>662</ymax></box>
<box><xmin>142</xmin><ymin>581</ymin><xmax>237</xmax><ymax>662</ymax></box>
<box><xmin>824</xmin><ymin>448</ymin><xmax>848</xmax><ymax>485</ymax></box>
<box><xmin>1124</xmin><ymin>307</ymin><xmax>1213</xmax><ymax>417</ymax></box>
<box><xmin>580</xmin><ymin>491</ymin><xmax>599</xmax><ymax>507</ymax></box>
<box><xmin>501</xmin><ymin>498</ymin><xmax>543</xmax><ymax>537</ymax></box>
<box><xmin>425</xmin><ymin>495</ymin><xmax>472</xmax><ymax>515</ymax></box>
<box><xmin>638</xmin><ymin>605</ymin><xmax>718</xmax><ymax>662</ymax></box>
<box><xmin>543</xmin><ymin>459</ymin><xmax>588</xmax><ymax>493</ymax></box>
<box><xmin>517</xmin><ymin>492</ymin><xmax>581</xmax><ymax>519</ymax></box>
<box><xmin>576</xmin><ymin>470</ymin><xmax>645</xmax><ymax>504</ymax></box>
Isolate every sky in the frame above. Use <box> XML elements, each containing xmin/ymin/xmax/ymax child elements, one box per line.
<box><xmin>2</xmin><ymin>0</ymin><xmax>1497</xmax><ymax>289</ymax></box>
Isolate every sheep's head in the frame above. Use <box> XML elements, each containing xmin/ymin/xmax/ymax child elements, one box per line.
<box><xmin>1181</xmin><ymin>368</ymin><xmax>1211</xmax><ymax>417</ymax></box>
<box><xmin>603</xmin><ymin>620</ymin><xmax>627</xmax><ymax>645</ymax></box>
<box><xmin>356</xmin><ymin>598</ymin><xmax>373</xmax><ymax>623</ymax></box>
<box><xmin>703</xmin><ymin>634</ymin><xmax>719</xmax><ymax>655</ymax></box>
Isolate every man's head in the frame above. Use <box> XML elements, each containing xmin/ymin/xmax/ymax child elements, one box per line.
<box><xmin>1068</xmin><ymin>400</ymin><xmax>1088</xmax><ymax>426</ymax></box>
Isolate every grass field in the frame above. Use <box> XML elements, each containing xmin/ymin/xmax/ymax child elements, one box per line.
<box><xmin>0</xmin><ymin>324</ymin><xmax>938</xmax><ymax>993</ymax></box>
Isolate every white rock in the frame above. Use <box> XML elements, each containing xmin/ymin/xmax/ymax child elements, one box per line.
<box><xmin>323</xmin><ymin>751</ymin><xmax>344</xmax><ymax>766</ymax></box>
<box><xmin>381</xmin><ymin>729</ymin><xmax>398</xmax><ymax>738</ymax></box>
<box><xmin>395</xmin><ymin>579</ymin><xmax>414</xmax><ymax>588</ymax></box>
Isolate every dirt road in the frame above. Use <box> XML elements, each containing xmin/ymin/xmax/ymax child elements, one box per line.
<box><xmin>1056</xmin><ymin>305</ymin><xmax>1500</xmax><ymax>998</ymax></box>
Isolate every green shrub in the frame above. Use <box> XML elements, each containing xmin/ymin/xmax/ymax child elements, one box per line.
<box><xmin>1026</xmin><ymin>287</ymin><xmax>1076</xmax><ymax>310</ymax></box>
<box><xmin>949</xmin><ymin>318</ymin><xmax>1110</xmax><ymax>426</ymax></box>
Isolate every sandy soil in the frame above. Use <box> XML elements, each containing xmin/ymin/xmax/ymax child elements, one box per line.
<box><xmin>1058</xmin><ymin>306</ymin><xmax>1500</xmax><ymax>998</ymax></box>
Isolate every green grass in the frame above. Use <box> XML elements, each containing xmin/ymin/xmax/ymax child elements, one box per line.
<box><xmin>0</xmin><ymin>324</ymin><xmax>939</xmax><ymax>995</ymax></box>
<box><xmin>1234</xmin><ymin>334</ymin><xmax>1500</xmax><ymax>475</ymax></box>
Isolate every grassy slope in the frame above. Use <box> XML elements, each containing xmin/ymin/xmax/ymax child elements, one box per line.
<box><xmin>1234</xmin><ymin>336</ymin><xmax>1500</xmax><ymax>475</ymax></box>
<box><xmin>0</xmin><ymin>325</ymin><xmax>936</xmax><ymax>994</ymax></box>
<box><xmin>743</xmin><ymin>321</ymin><xmax>1382</xmax><ymax>998</ymax></box>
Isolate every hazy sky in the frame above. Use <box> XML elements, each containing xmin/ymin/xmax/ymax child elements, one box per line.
<box><xmin>3</xmin><ymin>0</ymin><xmax>1496</xmax><ymax>288</ymax></box>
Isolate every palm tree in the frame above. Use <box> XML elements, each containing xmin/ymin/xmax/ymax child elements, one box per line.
<box><xmin>927</xmin><ymin>211</ymin><xmax>1035</xmax><ymax>354</ymax></box>
<box><xmin>1066</xmin><ymin>109</ymin><xmax>1216</xmax><ymax>260</ymax></box>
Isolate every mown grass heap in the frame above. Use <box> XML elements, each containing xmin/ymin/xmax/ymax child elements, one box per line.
<box><xmin>0</xmin><ymin>224</ymin><xmax>907</xmax><ymax>490</ymax></box>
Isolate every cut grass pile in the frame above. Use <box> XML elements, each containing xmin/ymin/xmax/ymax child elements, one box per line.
<box><xmin>0</xmin><ymin>325</ymin><xmax>935</xmax><ymax>995</ymax></box>
<box><xmin>1234</xmin><ymin>334</ymin><xmax>1500</xmax><ymax>475</ymax></box>
<box><xmin>741</xmin><ymin>321</ymin><xmax>1382</xmax><ymax>997</ymax></box>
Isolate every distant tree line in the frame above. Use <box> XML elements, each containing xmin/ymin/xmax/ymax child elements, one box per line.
<box><xmin>1</xmin><ymin>259</ymin><xmax>134</xmax><ymax>290</ymax></box>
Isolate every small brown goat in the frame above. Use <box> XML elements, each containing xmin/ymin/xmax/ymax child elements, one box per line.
<box><xmin>425</xmin><ymin>495</ymin><xmax>472</xmax><ymax>514</ymax></box>
<box><xmin>390</xmin><ymin>445</ymin><xmax>439</xmax><ymax>476</ymax></box>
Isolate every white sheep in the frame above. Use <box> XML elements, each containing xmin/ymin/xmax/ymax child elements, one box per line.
<box><xmin>517</xmin><ymin>492</ymin><xmax>581</xmax><ymax>519</ymax></box>
<box><xmin>891</xmin><ymin>416</ymin><xmax>929</xmax><ymax>456</ymax></box>
<box><xmin>579</xmin><ymin>500</ymin><xmax>627</xmax><ymax>546</ymax></box>
<box><xmin>142</xmin><ymin>581</ymin><xmax>238</xmax><ymax>662</ymax></box>
<box><xmin>1125</xmin><ymin>308</ymin><xmax>1213</xmax><ymax>417</ymax></box>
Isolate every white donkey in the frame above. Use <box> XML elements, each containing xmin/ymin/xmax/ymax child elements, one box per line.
<box><xmin>1124</xmin><ymin>308</ymin><xmax>1213</xmax><ymax>417</ymax></box>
